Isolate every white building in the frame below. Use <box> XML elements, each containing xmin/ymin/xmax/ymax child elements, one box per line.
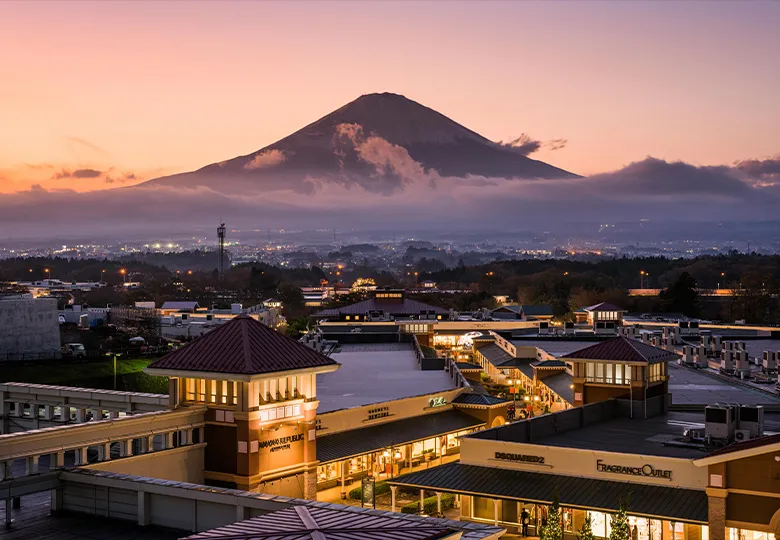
<box><xmin>0</xmin><ymin>293</ymin><xmax>61</xmax><ymax>361</ymax></box>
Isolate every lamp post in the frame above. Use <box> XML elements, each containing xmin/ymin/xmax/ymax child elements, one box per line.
<box><xmin>718</xmin><ymin>272</ymin><xmax>725</xmax><ymax>290</ymax></box>
<box><xmin>44</xmin><ymin>268</ymin><xmax>51</xmax><ymax>280</ymax></box>
<box><xmin>120</xmin><ymin>268</ymin><xmax>127</xmax><ymax>284</ymax></box>
<box><xmin>640</xmin><ymin>270</ymin><xmax>646</xmax><ymax>289</ymax></box>
<box><xmin>107</xmin><ymin>352</ymin><xmax>122</xmax><ymax>390</ymax></box>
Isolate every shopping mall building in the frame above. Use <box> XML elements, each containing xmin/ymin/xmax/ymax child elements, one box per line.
<box><xmin>390</xmin><ymin>396</ymin><xmax>780</xmax><ymax>540</ymax></box>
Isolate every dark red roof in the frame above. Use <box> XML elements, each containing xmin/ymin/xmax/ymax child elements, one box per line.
<box><xmin>562</xmin><ymin>336</ymin><xmax>677</xmax><ymax>364</ymax></box>
<box><xmin>147</xmin><ymin>314</ymin><xmax>338</xmax><ymax>375</ymax></box>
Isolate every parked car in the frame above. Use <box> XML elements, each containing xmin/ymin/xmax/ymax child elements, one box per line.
<box><xmin>62</xmin><ymin>343</ymin><xmax>86</xmax><ymax>358</ymax></box>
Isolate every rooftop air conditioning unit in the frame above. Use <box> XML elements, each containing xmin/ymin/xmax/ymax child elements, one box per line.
<box><xmin>701</xmin><ymin>335</ymin><xmax>712</xmax><ymax>348</ymax></box>
<box><xmin>736</xmin><ymin>341</ymin><xmax>746</xmax><ymax>351</ymax></box>
<box><xmin>734</xmin><ymin>429</ymin><xmax>752</xmax><ymax>442</ymax></box>
<box><xmin>735</xmin><ymin>350</ymin><xmax>750</xmax><ymax>373</ymax></box>
<box><xmin>737</xmin><ymin>405</ymin><xmax>764</xmax><ymax>438</ymax></box>
<box><xmin>712</xmin><ymin>336</ymin><xmax>723</xmax><ymax>354</ymax></box>
<box><xmin>682</xmin><ymin>345</ymin><xmax>696</xmax><ymax>366</ymax></box>
<box><xmin>763</xmin><ymin>351</ymin><xmax>778</xmax><ymax>373</ymax></box>
<box><xmin>720</xmin><ymin>350</ymin><xmax>734</xmax><ymax>374</ymax></box>
<box><xmin>705</xmin><ymin>404</ymin><xmax>737</xmax><ymax>441</ymax></box>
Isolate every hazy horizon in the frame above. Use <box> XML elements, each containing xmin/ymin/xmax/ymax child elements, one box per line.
<box><xmin>1</xmin><ymin>1</ymin><xmax>778</xmax><ymax>238</ymax></box>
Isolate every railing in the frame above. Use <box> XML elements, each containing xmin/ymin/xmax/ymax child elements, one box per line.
<box><xmin>0</xmin><ymin>406</ymin><xmax>206</xmax><ymax>481</ymax></box>
<box><xmin>447</xmin><ymin>357</ymin><xmax>472</xmax><ymax>389</ymax></box>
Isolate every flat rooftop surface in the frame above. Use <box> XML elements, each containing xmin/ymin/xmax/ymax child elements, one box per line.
<box><xmin>513</xmin><ymin>340</ymin><xmax>597</xmax><ymax>357</ymax></box>
<box><xmin>536</xmin><ymin>410</ymin><xmax>780</xmax><ymax>459</ymax></box>
<box><xmin>317</xmin><ymin>343</ymin><xmax>455</xmax><ymax>413</ymax></box>
<box><xmin>668</xmin><ymin>363</ymin><xmax>780</xmax><ymax>406</ymax></box>
<box><xmin>1</xmin><ymin>493</ymin><xmax>182</xmax><ymax>540</ymax></box>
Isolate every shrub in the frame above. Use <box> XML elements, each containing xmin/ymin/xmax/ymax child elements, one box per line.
<box><xmin>348</xmin><ymin>480</ymin><xmax>390</xmax><ymax>500</ymax></box>
<box><xmin>400</xmin><ymin>493</ymin><xmax>456</xmax><ymax>515</ymax></box>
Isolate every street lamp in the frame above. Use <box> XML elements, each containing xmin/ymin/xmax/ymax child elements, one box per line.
<box><xmin>640</xmin><ymin>270</ymin><xmax>646</xmax><ymax>289</ymax></box>
<box><xmin>120</xmin><ymin>268</ymin><xmax>127</xmax><ymax>283</ymax></box>
<box><xmin>44</xmin><ymin>268</ymin><xmax>51</xmax><ymax>280</ymax></box>
<box><xmin>718</xmin><ymin>272</ymin><xmax>725</xmax><ymax>290</ymax></box>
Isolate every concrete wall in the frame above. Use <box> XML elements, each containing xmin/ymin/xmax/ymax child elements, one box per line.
<box><xmin>0</xmin><ymin>296</ymin><xmax>60</xmax><ymax>360</ymax></box>
<box><xmin>86</xmin><ymin>443</ymin><xmax>206</xmax><ymax>484</ymax></box>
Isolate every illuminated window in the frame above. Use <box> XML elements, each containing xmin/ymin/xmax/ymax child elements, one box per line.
<box><xmin>346</xmin><ymin>316</ymin><xmax>351</xmax><ymax>320</ymax></box>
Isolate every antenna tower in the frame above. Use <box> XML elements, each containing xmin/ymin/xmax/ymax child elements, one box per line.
<box><xmin>217</xmin><ymin>222</ymin><xmax>226</xmax><ymax>280</ymax></box>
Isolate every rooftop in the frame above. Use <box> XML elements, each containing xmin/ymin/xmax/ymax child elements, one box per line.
<box><xmin>469</xmin><ymin>397</ymin><xmax>780</xmax><ymax>459</ymax></box>
<box><xmin>582</xmin><ymin>302</ymin><xmax>626</xmax><ymax>312</ymax></box>
<box><xmin>314</xmin><ymin>297</ymin><xmax>448</xmax><ymax>318</ymax></box>
<box><xmin>146</xmin><ymin>314</ymin><xmax>339</xmax><ymax>376</ymax></box>
<box><xmin>667</xmin><ymin>362</ymin><xmax>780</xmax><ymax>406</ymax></box>
<box><xmin>317</xmin><ymin>409</ymin><xmax>484</xmax><ymax>463</ymax></box>
<box><xmin>562</xmin><ymin>336</ymin><xmax>678</xmax><ymax>364</ymax></box>
<box><xmin>317</xmin><ymin>343</ymin><xmax>455</xmax><ymax>413</ymax></box>
<box><xmin>181</xmin><ymin>504</ymin><xmax>489</xmax><ymax>540</ymax></box>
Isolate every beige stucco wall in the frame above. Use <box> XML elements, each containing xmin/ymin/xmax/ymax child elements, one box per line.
<box><xmin>460</xmin><ymin>437</ymin><xmax>708</xmax><ymax>489</ymax></box>
<box><xmin>316</xmin><ymin>388</ymin><xmax>465</xmax><ymax>435</ymax></box>
<box><xmin>86</xmin><ymin>443</ymin><xmax>206</xmax><ymax>484</ymax></box>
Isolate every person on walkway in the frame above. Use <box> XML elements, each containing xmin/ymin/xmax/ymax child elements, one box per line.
<box><xmin>521</xmin><ymin>508</ymin><xmax>530</xmax><ymax>537</ymax></box>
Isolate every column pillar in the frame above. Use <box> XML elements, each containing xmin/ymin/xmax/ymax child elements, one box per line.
<box><xmin>25</xmin><ymin>455</ymin><xmax>39</xmax><ymax>475</ymax></box>
<box><xmin>340</xmin><ymin>461</ymin><xmax>346</xmax><ymax>500</ymax></box>
<box><xmin>109</xmin><ymin>411</ymin><xmax>119</xmax><ymax>420</ymax></box>
<box><xmin>120</xmin><ymin>440</ymin><xmax>133</xmax><ymax>458</ymax></box>
<box><xmin>90</xmin><ymin>408</ymin><xmax>102</xmax><ymax>421</ymax></box>
<box><xmin>74</xmin><ymin>409</ymin><xmax>86</xmax><ymax>423</ymax></box>
<box><xmin>0</xmin><ymin>461</ymin><xmax>10</xmax><ymax>481</ymax></box>
<box><xmin>75</xmin><ymin>447</ymin><xmax>88</xmax><ymax>466</ymax></box>
<box><xmin>165</xmin><ymin>432</ymin><xmax>175</xmax><ymax>449</ymax></box>
<box><xmin>98</xmin><ymin>443</ymin><xmax>111</xmax><ymax>461</ymax></box>
<box><xmin>236</xmin><ymin>505</ymin><xmax>249</xmax><ymax>521</ymax></box>
<box><xmin>226</xmin><ymin>381</ymin><xmax>235</xmax><ymax>406</ymax></box>
<box><xmin>707</xmin><ymin>492</ymin><xmax>727</xmax><ymax>540</ymax></box>
<box><xmin>436</xmin><ymin>491</ymin><xmax>442</xmax><ymax>515</ymax></box>
<box><xmin>420</xmin><ymin>489</ymin><xmax>425</xmax><ymax>514</ymax></box>
<box><xmin>51</xmin><ymin>451</ymin><xmax>65</xmax><ymax>469</ymax></box>
<box><xmin>51</xmin><ymin>487</ymin><xmax>63</xmax><ymax>512</ymax></box>
<box><xmin>137</xmin><ymin>491</ymin><xmax>150</xmax><ymax>526</ymax></box>
<box><xmin>146</xmin><ymin>435</ymin><xmax>155</xmax><ymax>453</ymax></box>
<box><xmin>407</xmin><ymin>444</ymin><xmax>412</xmax><ymax>470</ymax></box>
<box><xmin>4</xmin><ymin>498</ymin><xmax>11</xmax><ymax>528</ymax></box>
<box><xmin>43</xmin><ymin>405</ymin><xmax>54</xmax><ymax>420</ymax></box>
<box><xmin>391</xmin><ymin>486</ymin><xmax>397</xmax><ymax>513</ymax></box>
<box><xmin>493</xmin><ymin>498</ymin><xmax>500</xmax><ymax>526</ymax></box>
<box><xmin>14</xmin><ymin>402</ymin><xmax>24</xmax><ymax>417</ymax></box>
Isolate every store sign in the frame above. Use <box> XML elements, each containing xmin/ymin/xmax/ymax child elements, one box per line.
<box><xmin>494</xmin><ymin>451</ymin><xmax>545</xmax><ymax>464</ymax></box>
<box><xmin>428</xmin><ymin>396</ymin><xmax>447</xmax><ymax>408</ymax></box>
<box><xmin>258</xmin><ymin>433</ymin><xmax>304</xmax><ymax>453</ymax></box>
<box><xmin>596</xmin><ymin>459</ymin><xmax>672</xmax><ymax>480</ymax></box>
<box><xmin>367</xmin><ymin>406</ymin><xmax>390</xmax><ymax>421</ymax></box>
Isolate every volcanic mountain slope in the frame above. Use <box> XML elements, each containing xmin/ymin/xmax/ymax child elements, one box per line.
<box><xmin>141</xmin><ymin>92</ymin><xmax>578</xmax><ymax>194</ymax></box>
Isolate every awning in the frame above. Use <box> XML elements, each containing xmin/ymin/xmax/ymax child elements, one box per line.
<box><xmin>316</xmin><ymin>410</ymin><xmax>484</xmax><ymax>463</ymax></box>
<box><xmin>389</xmin><ymin>462</ymin><xmax>708</xmax><ymax>524</ymax></box>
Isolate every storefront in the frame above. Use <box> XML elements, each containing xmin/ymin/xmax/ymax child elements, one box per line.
<box><xmin>390</xmin><ymin>398</ymin><xmax>780</xmax><ymax>540</ymax></box>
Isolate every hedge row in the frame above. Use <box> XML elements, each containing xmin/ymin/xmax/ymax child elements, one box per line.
<box><xmin>348</xmin><ymin>480</ymin><xmax>390</xmax><ymax>500</ymax></box>
<box><xmin>400</xmin><ymin>493</ymin><xmax>456</xmax><ymax>515</ymax></box>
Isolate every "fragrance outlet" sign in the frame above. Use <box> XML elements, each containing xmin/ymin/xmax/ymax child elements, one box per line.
<box><xmin>596</xmin><ymin>459</ymin><xmax>673</xmax><ymax>480</ymax></box>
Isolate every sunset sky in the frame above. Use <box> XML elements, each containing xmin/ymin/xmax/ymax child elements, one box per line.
<box><xmin>1</xmin><ymin>0</ymin><xmax>779</xmax><ymax>193</ymax></box>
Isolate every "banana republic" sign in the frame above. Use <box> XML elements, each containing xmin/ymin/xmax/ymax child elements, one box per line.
<box><xmin>259</xmin><ymin>433</ymin><xmax>304</xmax><ymax>453</ymax></box>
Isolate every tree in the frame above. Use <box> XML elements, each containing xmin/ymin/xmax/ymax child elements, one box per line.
<box><xmin>609</xmin><ymin>499</ymin><xmax>631</xmax><ymax>540</ymax></box>
<box><xmin>540</xmin><ymin>492</ymin><xmax>563</xmax><ymax>540</ymax></box>
<box><xmin>579</xmin><ymin>512</ymin><xmax>596</xmax><ymax>540</ymax></box>
<box><xmin>659</xmin><ymin>271</ymin><xmax>699</xmax><ymax>317</ymax></box>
